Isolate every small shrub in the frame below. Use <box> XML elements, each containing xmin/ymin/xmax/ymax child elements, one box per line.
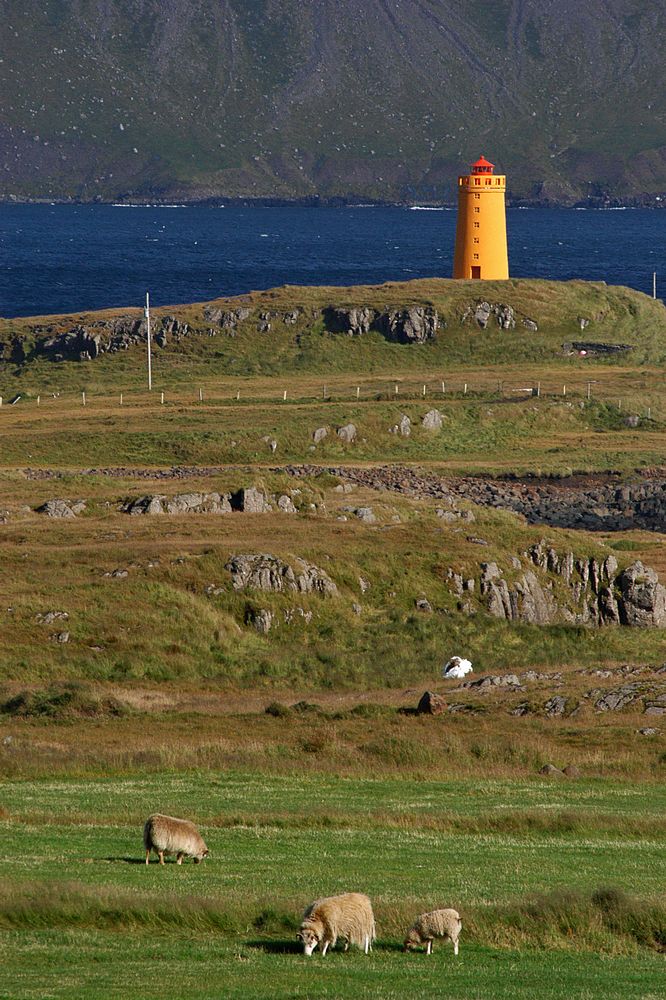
<box><xmin>1</xmin><ymin>683</ymin><xmax>129</xmax><ymax>720</ymax></box>
<box><xmin>264</xmin><ymin>702</ymin><xmax>292</xmax><ymax>719</ymax></box>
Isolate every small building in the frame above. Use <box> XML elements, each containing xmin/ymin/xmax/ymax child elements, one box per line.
<box><xmin>452</xmin><ymin>155</ymin><xmax>509</xmax><ymax>280</ymax></box>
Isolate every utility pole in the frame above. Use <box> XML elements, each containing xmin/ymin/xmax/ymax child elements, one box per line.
<box><xmin>145</xmin><ymin>292</ymin><xmax>152</xmax><ymax>391</ymax></box>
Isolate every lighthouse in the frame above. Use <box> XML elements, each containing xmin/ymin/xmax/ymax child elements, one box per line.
<box><xmin>452</xmin><ymin>155</ymin><xmax>509</xmax><ymax>280</ymax></box>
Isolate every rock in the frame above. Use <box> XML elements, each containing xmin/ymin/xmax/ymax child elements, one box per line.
<box><xmin>203</xmin><ymin>305</ymin><xmax>250</xmax><ymax>331</ymax></box>
<box><xmin>312</xmin><ymin>427</ymin><xmax>328</xmax><ymax>444</ymax></box>
<box><xmin>326</xmin><ymin>306</ymin><xmax>376</xmax><ymax>336</ymax></box>
<box><xmin>355</xmin><ymin>507</ymin><xmax>376</xmax><ymax>523</ymax></box>
<box><xmin>337</xmin><ymin>423</ymin><xmax>357</xmax><ymax>443</ymax></box>
<box><xmin>377</xmin><ymin>306</ymin><xmax>439</xmax><ymax>344</ymax></box>
<box><xmin>578</xmin><ymin>317</ymin><xmax>590</xmax><ymax>330</ymax></box>
<box><xmin>624</xmin><ymin>415</ymin><xmax>640</xmax><ymax>428</ymax></box>
<box><xmin>522</xmin><ymin>318</ymin><xmax>538</xmax><ymax>332</ymax></box>
<box><xmin>544</xmin><ymin>696</ymin><xmax>567</xmax><ymax>717</ymax></box>
<box><xmin>352</xmin><ymin>602</ymin><xmax>362</xmax><ymax>615</ymax></box>
<box><xmin>510</xmin><ymin>703</ymin><xmax>530</xmax><ymax>716</ymax></box>
<box><xmin>204</xmin><ymin>583</ymin><xmax>224</xmax><ymax>596</ymax></box>
<box><xmin>35</xmin><ymin>610</ymin><xmax>69</xmax><ymax>625</ymax></box>
<box><xmin>494</xmin><ymin>305</ymin><xmax>515</xmax><ymax>330</ymax></box>
<box><xmin>230</xmin><ymin>487</ymin><xmax>270</xmax><ymax>513</ymax></box>
<box><xmin>416</xmin><ymin>691</ymin><xmax>447</xmax><ymax>715</ymax></box>
<box><xmin>125</xmin><ymin>492</ymin><xmax>232</xmax><ymax>515</ymax></box>
<box><xmin>463</xmin><ymin>301</ymin><xmax>515</xmax><ymax>330</ymax></box>
<box><xmin>644</xmin><ymin>705</ymin><xmax>666</xmax><ymax>716</ymax></box>
<box><xmin>358</xmin><ymin>577</ymin><xmax>370</xmax><ymax>593</ymax></box>
<box><xmin>398</xmin><ymin>414</ymin><xmax>411</xmax><ymax>437</ymax></box>
<box><xmin>563</xmin><ymin>764</ymin><xmax>581</xmax><ymax>778</ymax></box>
<box><xmin>437</xmin><ymin>509</ymin><xmax>459</xmax><ymax>522</ymax></box>
<box><xmin>105</xmin><ymin>568</ymin><xmax>129</xmax><ymax>579</ymax></box>
<box><xmin>277</xmin><ymin>495</ymin><xmax>297</xmax><ymax>513</ymax></box>
<box><xmin>638</xmin><ymin>727</ymin><xmax>659</xmax><ymax>736</ymax></box>
<box><xmin>283</xmin><ymin>607</ymin><xmax>313</xmax><ymax>625</ymax></box>
<box><xmin>53</xmin><ymin>631</ymin><xmax>70</xmax><ymax>643</ymax></box>
<box><xmin>225</xmin><ymin>553</ymin><xmax>338</xmax><ymax>596</ymax></box>
<box><xmin>415</xmin><ymin>598</ymin><xmax>432</xmax><ymax>612</ymax></box>
<box><xmin>37</xmin><ymin>499</ymin><xmax>78</xmax><ymax>518</ymax></box>
<box><xmin>249</xmin><ymin>609</ymin><xmax>273</xmax><ymax>634</ymax></box>
<box><xmin>467</xmin><ymin>673</ymin><xmax>520</xmax><ymax>689</ymax></box>
<box><xmin>594</xmin><ymin>687</ymin><xmax>640</xmax><ymax>712</ymax></box>
<box><xmin>539</xmin><ymin>763</ymin><xmax>565</xmax><ymax>777</ymax></box>
<box><xmin>421</xmin><ymin>409</ymin><xmax>443</xmax><ymax>431</ymax></box>
<box><xmin>617</xmin><ymin>561</ymin><xmax>666</xmax><ymax>627</ymax></box>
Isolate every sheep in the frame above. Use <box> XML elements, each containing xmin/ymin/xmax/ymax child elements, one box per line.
<box><xmin>297</xmin><ymin>892</ymin><xmax>376</xmax><ymax>956</ymax></box>
<box><xmin>143</xmin><ymin>813</ymin><xmax>209</xmax><ymax>866</ymax></box>
<box><xmin>443</xmin><ymin>656</ymin><xmax>473</xmax><ymax>680</ymax></box>
<box><xmin>404</xmin><ymin>908</ymin><xmax>462</xmax><ymax>955</ymax></box>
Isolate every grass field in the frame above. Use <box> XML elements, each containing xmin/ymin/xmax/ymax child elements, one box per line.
<box><xmin>1</xmin><ymin>277</ymin><xmax>665</xmax><ymax>997</ymax></box>
<box><xmin>0</xmin><ymin>773</ymin><xmax>664</xmax><ymax>999</ymax></box>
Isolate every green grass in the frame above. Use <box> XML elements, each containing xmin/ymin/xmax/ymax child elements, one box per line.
<box><xmin>0</xmin><ymin>773</ymin><xmax>664</xmax><ymax>998</ymax></box>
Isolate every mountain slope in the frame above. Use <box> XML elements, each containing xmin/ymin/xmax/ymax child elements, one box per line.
<box><xmin>1</xmin><ymin>0</ymin><xmax>665</xmax><ymax>204</ymax></box>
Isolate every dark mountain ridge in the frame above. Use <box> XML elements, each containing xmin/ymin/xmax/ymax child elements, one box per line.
<box><xmin>1</xmin><ymin>0</ymin><xmax>665</xmax><ymax>205</ymax></box>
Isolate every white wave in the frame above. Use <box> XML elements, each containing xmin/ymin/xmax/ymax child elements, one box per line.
<box><xmin>408</xmin><ymin>205</ymin><xmax>450</xmax><ymax>211</ymax></box>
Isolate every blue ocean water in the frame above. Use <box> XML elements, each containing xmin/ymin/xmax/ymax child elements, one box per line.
<box><xmin>0</xmin><ymin>204</ymin><xmax>663</xmax><ymax>318</ymax></box>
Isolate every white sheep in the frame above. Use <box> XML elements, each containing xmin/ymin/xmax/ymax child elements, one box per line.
<box><xmin>297</xmin><ymin>892</ymin><xmax>376</xmax><ymax>956</ymax></box>
<box><xmin>443</xmin><ymin>656</ymin><xmax>473</xmax><ymax>679</ymax></box>
<box><xmin>404</xmin><ymin>908</ymin><xmax>462</xmax><ymax>955</ymax></box>
<box><xmin>143</xmin><ymin>813</ymin><xmax>209</xmax><ymax>866</ymax></box>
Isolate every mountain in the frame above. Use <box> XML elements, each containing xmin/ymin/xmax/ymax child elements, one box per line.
<box><xmin>1</xmin><ymin>0</ymin><xmax>665</xmax><ymax>205</ymax></box>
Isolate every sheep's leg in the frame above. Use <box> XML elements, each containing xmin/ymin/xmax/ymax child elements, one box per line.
<box><xmin>454</xmin><ymin>939</ymin><xmax>459</xmax><ymax>956</ymax></box>
<box><xmin>158</xmin><ymin>850</ymin><xmax>165</xmax><ymax>866</ymax></box>
<box><xmin>145</xmin><ymin>849</ymin><xmax>151</xmax><ymax>865</ymax></box>
<box><xmin>427</xmin><ymin>940</ymin><xmax>432</xmax><ymax>955</ymax></box>
<box><xmin>321</xmin><ymin>940</ymin><xmax>329</xmax><ymax>956</ymax></box>
<box><xmin>364</xmin><ymin>935</ymin><xmax>370</xmax><ymax>955</ymax></box>
<box><xmin>176</xmin><ymin>852</ymin><xmax>184</xmax><ymax>865</ymax></box>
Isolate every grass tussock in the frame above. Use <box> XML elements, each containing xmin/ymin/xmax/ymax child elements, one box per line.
<box><xmin>1</xmin><ymin>682</ymin><xmax>130</xmax><ymax>720</ymax></box>
<box><xmin>0</xmin><ymin>881</ymin><xmax>662</xmax><ymax>955</ymax></box>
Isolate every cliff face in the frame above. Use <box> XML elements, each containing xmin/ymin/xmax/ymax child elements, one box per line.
<box><xmin>1</xmin><ymin>1</ymin><xmax>665</xmax><ymax>205</ymax></box>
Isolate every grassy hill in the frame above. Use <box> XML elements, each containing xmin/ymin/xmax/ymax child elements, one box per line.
<box><xmin>1</xmin><ymin>1</ymin><xmax>665</xmax><ymax>204</ymax></box>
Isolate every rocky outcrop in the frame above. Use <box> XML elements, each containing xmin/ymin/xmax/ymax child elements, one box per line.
<box><xmin>337</xmin><ymin>423</ymin><xmax>357</xmax><ymax>443</ymax></box>
<box><xmin>377</xmin><ymin>306</ymin><xmax>439</xmax><ymax>343</ymax></box>
<box><xmin>36</xmin><ymin>499</ymin><xmax>86</xmax><ymax>517</ymax></box>
<box><xmin>203</xmin><ymin>305</ymin><xmax>251</xmax><ymax>333</ymax></box>
<box><xmin>480</xmin><ymin>561</ymin><xmax>557</xmax><ymax>625</ymax></box>
<box><xmin>124</xmin><ymin>492</ymin><xmax>232</xmax><ymax>516</ymax></box>
<box><xmin>25</xmin><ymin>313</ymin><xmax>193</xmax><ymax>363</ymax></box>
<box><xmin>462</xmin><ymin>301</ymin><xmax>515</xmax><ymax>330</ymax></box>
<box><xmin>325</xmin><ymin>306</ymin><xmax>376</xmax><ymax>336</ymax></box>
<box><xmin>421</xmin><ymin>409</ymin><xmax>443</xmax><ymax>431</ymax></box>
<box><xmin>616</xmin><ymin>562</ymin><xmax>666</xmax><ymax>627</ymax></box>
<box><xmin>230</xmin><ymin>487</ymin><xmax>271</xmax><ymax>513</ymax></box>
<box><xmin>416</xmin><ymin>691</ymin><xmax>447</xmax><ymax>715</ymax></box>
<box><xmin>225</xmin><ymin>554</ymin><xmax>338</xmax><ymax>596</ymax></box>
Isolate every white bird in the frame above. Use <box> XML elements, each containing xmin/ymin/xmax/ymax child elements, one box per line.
<box><xmin>443</xmin><ymin>656</ymin><xmax>473</xmax><ymax>679</ymax></box>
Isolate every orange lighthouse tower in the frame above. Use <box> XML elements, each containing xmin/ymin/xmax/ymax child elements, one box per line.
<box><xmin>453</xmin><ymin>155</ymin><xmax>509</xmax><ymax>280</ymax></box>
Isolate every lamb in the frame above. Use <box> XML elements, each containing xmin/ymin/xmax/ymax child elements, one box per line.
<box><xmin>143</xmin><ymin>813</ymin><xmax>209</xmax><ymax>866</ymax></box>
<box><xmin>404</xmin><ymin>908</ymin><xmax>462</xmax><ymax>955</ymax></box>
<box><xmin>443</xmin><ymin>656</ymin><xmax>473</xmax><ymax>680</ymax></box>
<box><xmin>297</xmin><ymin>892</ymin><xmax>376</xmax><ymax>956</ymax></box>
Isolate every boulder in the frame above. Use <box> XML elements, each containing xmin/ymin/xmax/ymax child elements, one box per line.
<box><xmin>617</xmin><ymin>561</ymin><xmax>666</xmax><ymax>627</ymax></box>
<box><xmin>414</xmin><ymin>598</ymin><xmax>433</xmax><ymax>612</ymax></box>
<box><xmin>421</xmin><ymin>409</ymin><xmax>443</xmax><ymax>431</ymax></box>
<box><xmin>398</xmin><ymin>414</ymin><xmax>411</xmax><ymax>437</ymax></box>
<box><xmin>544</xmin><ymin>696</ymin><xmax>567</xmax><ymax>717</ymax></box>
<box><xmin>312</xmin><ymin>427</ymin><xmax>328</xmax><ymax>444</ymax></box>
<box><xmin>355</xmin><ymin>507</ymin><xmax>376</xmax><ymax>523</ymax></box>
<box><xmin>337</xmin><ymin>423</ymin><xmax>357</xmax><ymax>443</ymax></box>
<box><xmin>37</xmin><ymin>499</ymin><xmax>79</xmax><ymax>518</ymax></box>
<box><xmin>416</xmin><ymin>691</ymin><xmax>447</xmax><ymax>715</ymax></box>
<box><xmin>249</xmin><ymin>609</ymin><xmax>273</xmax><ymax>634</ymax></box>
<box><xmin>539</xmin><ymin>763</ymin><xmax>565</xmax><ymax>777</ymax></box>
<box><xmin>277</xmin><ymin>495</ymin><xmax>297</xmax><ymax>513</ymax></box>
<box><xmin>563</xmin><ymin>764</ymin><xmax>581</xmax><ymax>778</ymax></box>
<box><xmin>326</xmin><ymin>306</ymin><xmax>376</xmax><ymax>336</ymax></box>
<box><xmin>230</xmin><ymin>487</ymin><xmax>271</xmax><ymax>513</ymax></box>
<box><xmin>125</xmin><ymin>493</ymin><xmax>231</xmax><ymax>515</ymax></box>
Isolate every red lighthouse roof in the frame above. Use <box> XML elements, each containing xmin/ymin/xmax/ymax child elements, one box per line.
<box><xmin>471</xmin><ymin>155</ymin><xmax>494</xmax><ymax>174</ymax></box>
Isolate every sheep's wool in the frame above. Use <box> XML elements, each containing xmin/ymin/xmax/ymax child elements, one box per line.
<box><xmin>443</xmin><ymin>656</ymin><xmax>473</xmax><ymax>679</ymax></box>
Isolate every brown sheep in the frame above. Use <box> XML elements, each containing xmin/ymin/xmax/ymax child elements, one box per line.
<box><xmin>143</xmin><ymin>814</ymin><xmax>209</xmax><ymax>865</ymax></box>
<box><xmin>297</xmin><ymin>892</ymin><xmax>375</xmax><ymax>956</ymax></box>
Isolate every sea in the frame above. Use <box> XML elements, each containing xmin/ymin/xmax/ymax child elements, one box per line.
<box><xmin>0</xmin><ymin>204</ymin><xmax>663</xmax><ymax>319</ymax></box>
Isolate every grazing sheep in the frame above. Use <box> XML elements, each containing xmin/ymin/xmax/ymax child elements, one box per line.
<box><xmin>143</xmin><ymin>813</ymin><xmax>209</xmax><ymax>866</ymax></box>
<box><xmin>443</xmin><ymin>656</ymin><xmax>473</xmax><ymax>680</ymax></box>
<box><xmin>297</xmin><ymin>892</ymin><xmax>375</xmax><ymax>956</ymax></box>
<box><xmin>404</xmin><ymin>908</ymin><xmax>462</xmax><ymax>955</ymax></box>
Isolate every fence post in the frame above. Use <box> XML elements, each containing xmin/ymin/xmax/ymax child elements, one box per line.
<box><xmin>82</xmin><ymin>391</ymin><xmax>86</xmax><ymax>407</ymax></box>
<box><xmin>463</xmin><ymin>383</ymin><xmax>468</xmax><ymax>395</ymax></box>
<box><xmin>587</xmin><ymin>382</ymin><xmax>591</xmax><ymax>400</ymax></box>
<box><xmin>199</xmin><ymin>387</ymin><xmax>203</xmax><ymax>402</ymax></box>
<box><xmin>441</xmin><ymin>381</ymin><xmax>445</xmax><ymax>394</ymax></box>
<box><xmin>120</xmin><ymin>393</ymin><xmax>123</xmax><ymax>406</ymax></box>
<box><xmin>356</xmin><ymin>386</ymin><xmax>360</xmax><ymax>399</ymax></box>
<box><xmin>394</xmin><ymin>384</ymin><xmax>399</xmax><ymax>396</ymax></box>
<box><xmin>563</xmin><ymin>385</ymin><xmax>566</xmax><ymax>396</ymax></box>
<box><xmin>283</xmin><ymin>390</ymin><xmax>287</xmax><ymax>401</ymax></box>
<box><xmin>161</xmin><ymin>391</ymin><xmax>164</xmax><ymax>405</ymax></box>
<box><xmin>536</xmin><ymin>381</ymin><xmax>541</xmax><ymax>398</ymax></box>
<box><xmin>37</xmin><ymin>395</ymin><xmax>40</xmax><ymax>406</ymax></box>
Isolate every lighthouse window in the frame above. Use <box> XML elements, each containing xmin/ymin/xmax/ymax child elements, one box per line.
<box><xmin>473</xmin><ymin>237</ymin><xmax>479</xmax><ymax>244</ymax></box>
<box><xmin>474</xmin><ymin>193</ymin><xmax>480</xmax><ymax>199</ymax></box>
<box><xmin>473</xmin><ymin>222</ymin><xmax>479</xmax><ymax>228</ymax></box>
<box><xmin>473</xmin><ymin>253</ymin><xmax>479</xmax><ymax>260</ymax></box>
<box><xmin>474</xmin><ymin>207</ymin><xmax>480</xmax><ymax>213</ymax></box>
<box><xmin>485</xmin><ymin>178</ymin><xmax>491</xmax><ymax>185</ymax></box>
<box><xmin>496</xmin><ymin>179</ymin><xmax>501</xmax><ymax>185</ymax></box>
<box><xmin>474</xmin><ymin>178</ymin><xmax>480</xmax><ymax>185</ymax></box>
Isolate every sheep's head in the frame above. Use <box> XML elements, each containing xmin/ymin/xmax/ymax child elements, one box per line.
<box><xmin>403</xmin><ymin>933</ymin><xmax>419</xmax><ymax>952</ymax></box>
<box><xmin>194</xmin><ymin>849</ymin><xmax>210</xmax><ymax>864</ymax></box>
<box><xmin>297</xmin><ymin>927</ymin><xmax>320</xmax><ymax>956</ymax></box>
